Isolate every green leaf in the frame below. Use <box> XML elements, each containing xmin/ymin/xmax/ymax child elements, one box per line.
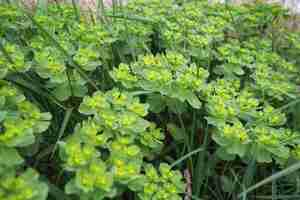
<box><xmin>216</xmin><ymin>148</ymin><xmax>236</xmax><ymax>161</ymax></box>
<box><xmin>53</xmin><ymin>83</ymin><xmax>88</xmax><ymax>101</ymax></box>
<box><xmin>221</xmin><ymin>175</ymin><xmax>235</xmax><ymax>193</ymax></box>
<box><xmin>0</xmin><ymin>146</ymin><xmax>24</xmax><ymax>167</ymax></box>
<box><xmin>65</xmin><ymin>179</ymin><xmax>79</xmax><ymax>195</ymax></box>
<box><xmin>32</xmin><ymin>181</ymin><xmax>49</xmax><ymax>200</ymax></box>
<box><xmin>226</xmin><ymin>142</ymin><xmax>248</xmax><ymax>157</ymax></box>
<box><xmin>146</xmin><ymin>94</ymin><xmax>166</xmax><ymax>113</ymax></box>
<box><xmin>34</xmin><ymin>121</ymin><xmax>51</xmax><ymax>133</ymax></box>
<box><xmin>167</xmin><ymin>123</ymin><xmax>184</xmax><ymax>142</ymax></box>
<box><xmin>130</xmin><ymin>118</ymin><xmax>150</xmax><ymax>133</ymax></box>
<box><xmin>186</xmin><ymin>93</ymin><xmax>202</xmax><ymax>109</ymax></box>
<box><xmin>53</xmin><ymin>83</ymin><xmax>72</xmax><ymax>101</ymax></box>
<box><xmin>7</xmin><ymin>130</ymin><xmax>35</xmax><ymax>147</ymax></box>
<box><xmin>233</xmin><ymin>66</ymin><xmax>245</xmax><ymax>75</ymax></box>
<box><xmin>73</xmin><ymin>84</ymin><xmax>88</xmax><ymax>98</ymax></box>
<box><xmin>0</xmin><ymin>111</ymin><xmax>7</xmax><ymax>122</ymax></box>
<box><xmin>253</xmin><ymin>147</ymin><xmax>272</xmax><ymax>163</ymax></box>
<box><xmin>0</xmin><ymin>68</ymin><xmax>7</xmax><ymax>79</ymax></box>
<box><xmin>128</xmin><ymin>176</ymin><xmax>147</xmax><ymax>192</ymax></box>
<box><xmin>22</xmin><ymin>169</ymin><xmax>49</xmax><ymax>200</ymax></box>
<box><xmin>166</xmin><ymin>98</ymin><xmax>187</xmax><ymax>114</ymax></box>
<box><xmin>0</xmin><ymin>96</ymin><xmax>5</xmax><ymax>108</ymax></box>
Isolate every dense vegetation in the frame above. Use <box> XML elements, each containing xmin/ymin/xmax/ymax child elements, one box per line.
<box><xmin>0</xmin><ymin>0</ymin><xmax>300</xmax><ymax>199</ymax></box>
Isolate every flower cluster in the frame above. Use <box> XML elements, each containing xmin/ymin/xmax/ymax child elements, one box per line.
<box><xmin>205</xmin><ymin>79</ymin><xmax>298</xmax><ymax>163</ymax></box>
<box><xmin>0</xmin><ymin>5</ymin><xmax>24</xmax><ymax>37</ymax></box>
<box><xmin>79</xmin><ymin>89</ymin><xmax>150</xmax><ymax>132</ymax></box>
<box><xmin>252</xmin><ymin>53</ymin><xmax>298</xmax><ymax>100</ymax></box>
<box><xmin>216</xmin><ymin>40</ymin><xmax>255</xmax><ymax>76</ymax></box>
<box><xmin>60</xmin><ymin>89</ymin><xmax>184</xmax><ymax>199</ymax></box>
<box><xmin>26</xmin><ymin>5</ymin><xmax>116</xmax><ymax>101</ymax></box>
<box><xmin>73</xmin><ymin>45</ymin><xmax>102</xmax><ymax>71</ymax></box>
<box><xmin>0</xmin><ymin>1</ymin><xmax>299</xmax><ymax>198</ymax></box>
<box><xmin>111</xmin><ymin>52</ymin><xmax>209</xmax><ymax>109</ymax></box>
<box><xmin>0</xmin><ymin>81</ymin><xmax>51</xmax><ymax>200</ymax></box>
<box><xmin>162</xmin><ymin>1</ymin><xmax>229</xmax><ymax>52</ymax></box>
<box><xmin>138</xmin><ymin>163</ymin><xmax>185</xmax><ymax>200</ymax></box>
<box><xmin>0</xmin><ymin>81</ymin><xmax>51</xmax><ymax>147</ymax></box>
<box><xmin>0</xmin><ymin>169</ymin><xmax>48</xmax><ymax>200</ymax></box>
<box><xmin>0</xmin><ymin>42</ymin><xmax>29</xmax><ymax>79</ymax></box>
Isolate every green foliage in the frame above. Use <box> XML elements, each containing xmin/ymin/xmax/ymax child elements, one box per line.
<box><xmin>0</xmin><ymin>0</ymin><xmax>300</xmax><ymax>199</ymax></box>
<box><xmin>59</xmin><ymin>90</ymin><xmax>181</xmax><ymax>199</ymax></box>
<box><xmin>111</xmin><ymin>52</ymin><xmax>208</xmax><ymax>109</ymax></box>
<box><xmin>0</xmin><ymin>168</ymin><xmax>48</xmax><ymax>200</ymax></box>
<box><xmin>138</xmin><ymin>163</ymin><xmax>185</xmax><ymax>200</ymax></box>
<box><xmin>0</xmin><ymin>81</ymin><xmax>51</xmax><ymax>200</ymax></box>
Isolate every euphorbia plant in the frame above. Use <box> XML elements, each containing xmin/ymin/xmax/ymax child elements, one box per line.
<box><xmin>0</xmin><ymin>81</ymin><xmax>51</xmax><ymax>200</ymax></box>
<box><xmin>59</xmin><ymin>89</ymin><xmax>184</xmax><ymax>199</ymax></box>
<box><xmin>111</xmin><ymin>52</ymin><xmax>209</xmax><ymax>110</ymax></box>
<box><xmin>0</xmin><ymin>0</ymin><xmax>300</xmax><ymax>199</ymax></box>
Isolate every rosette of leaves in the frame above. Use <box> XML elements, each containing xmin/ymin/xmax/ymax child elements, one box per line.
<box><xmin>34</xmin><ymin>4</ymin><xmax>77</xmax><ymax>35</ymax></box>
<box><xmin>70</xmin><ymin>22</ymin><xmax>117</xmax><ymax>58</ymax></box>
<box><xmin>71</xmin><ymin>23</ymin><xmax>114</xmax><ymax>46</ymax></box>
<box><xmin>110</xmin><ymin>52</ymin><xmax>209</xmax><ymax>109</ymax></box>
<box><xmin>205</xmin><ymin>79</ymin><xmax>299</xmax><ymax>163</ymax></box>
<box><xmin>251</xmin><ymin>51</ymin><xmax>298</xmax><ymax>100</ymax></box>
<box><xmin>126</xmin><ymin>0</ymin><xmax>174</xmax><ymax>23</ymax></box>
<box><xmin>0</xmin><ymin>42</ymin><xmax>30</xmax><ymax>79</ymax></box>
<box><xmin>0</xmin><ymin>81</ymin><xmax>51</xmax><ymax>147</ymax></box>
<box><xmin>78</xmin><ymin>89</ymin><xmax>165</xmax><ymax>149</ymax></box>
<box><xmin>78</xmin><ymin>89</ymin><xmax>151</xmax><ymax>133</ymax></box>
<box><xmin>281</xmin><ymin>32</ymin><xmax>300</xmax><ymax>65</ymax></box>
<box><xmin>60</xmin><ymin>133</ymin><xmax>116</xmax><ymax>199</ymax></box>
<box><xmin>0</xmin><ymin>5</ymin><xmax>24</xmax><ymax>37</ymax></box>
<box><xmin>0</xmin><ymin>81</ymin><xmax>51</xmax><ymax>200</ymax></box>
<box><xmin>60</xmin><ymin>89</ymin><xmax>181</xmax><ymax>199</ymax></box>
<box><xmin>240</xmin><ymin>37</ymin><xmax>299</xmax><ymax>100</ymax></box>
<box><xmin>29</xmin><ymin>14</ymin><xmax>109</xmax><ymax>101</ymax></box>
<box><xmin>108</xmin><ymin>20</ymin><xmax>153</xmax><ymax>58</ymax></box>
<box><xmin>0</xmin><ymin>81</ymin><xmax>51</xmax><ymax>164</ymax></box>
<box><xmin>127</xmin><ymin>0</ymin><xmax>231</xmax><ymax>60</ymax></box>
<box><xmin>216</xmin><ymin>39</ymin><xmax>255</xmax><ymax>77</ymax></box>
<box><xmin>73</xmin><ymin>45</ymin><xmax>102</xmax><ymax>71</ymax></box>
<box><xmin>137</xmin><ymin>163</ymin><xmax>185</xmax><ymax>200</ymax></box>
<box><xmin>30</xmin><ymin>41</ymin><xmax>95</xmax><ymax>101</ymax></box>
<box><xmin>70</xmin><ymin>16</ymin><xmax>151</xmax><ymax>62</ymax></box>
<box><xmin>229</xmin><ymin>2</ymin><xmax>289</xmax><ymax>37</ymax></box>
<box><xmin>0</xmin><ymin>168</ymin><xmax>48</xmax><ymax>200</ymax></box>
<box><xmin>161</xmin><ymin>1</ymin><xmax>229</xmax><ymax>56</ymax></box>
<box><xmin>204</xmin><ymin>79</ymin><xmax>241</xmax><ymax>124</ymax></box>
<box><xmin>125</xmin><ymin>0</ymin><xmax>179</xmax><ymax>56</ymax></box>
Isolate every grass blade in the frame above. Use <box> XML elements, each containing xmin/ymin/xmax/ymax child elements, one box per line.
<box><xmin>238</xmin><ymin>161</ymin><xmax>300</xmax><ymax>198</ymax></box>
<box><xmin>50</xmin><ymin>107</ymin><xmax>73</xmax><ymax>159</ymax></box>
<box><xmin>255</xmin><ymin>195</ymin><xmax>300</xmax><ymax>199</ymax></box>
<box><xmin>171</xmin><ymin>147</ymin><xmax>204</xmax><ymax>168</ymax></box>
<box><xmin>71</xmin><ymin>0</ymin><xmax>80</xmax><ymax>21</ymax></box>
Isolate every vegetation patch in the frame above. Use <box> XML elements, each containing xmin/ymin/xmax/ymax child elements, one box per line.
<box><xmin>0</xmin><ymin>0</ymin><xmax>300</xmax><ymax>199</ymax></box>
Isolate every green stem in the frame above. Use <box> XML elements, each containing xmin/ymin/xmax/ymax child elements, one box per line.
<box><xmin>50</xmin><ymin>107</ymin><xmax>74</xmax><ymax>159</ymax></box>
